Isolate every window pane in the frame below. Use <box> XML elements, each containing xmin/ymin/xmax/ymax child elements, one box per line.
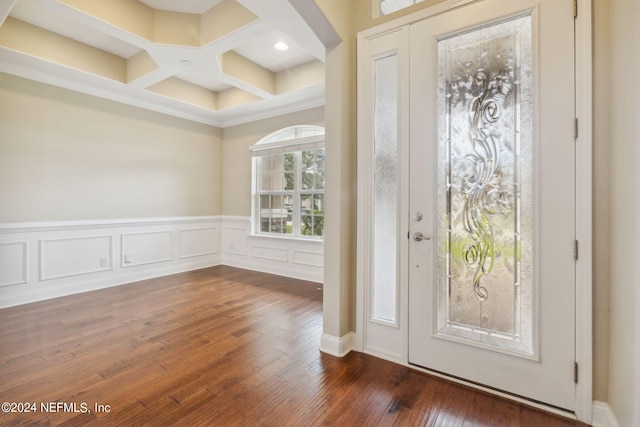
<box><xmin>261</xmin><ymin>155</ymin><xmax>273</xmax><ymax>173</ymax></box>
<box><xmin>299</xmin><ymin>128</ymin><xmax>323</xmax><ymax>138</ymax></box>
<box><xmin>373</xmin><ymin>53</ymin><xmax>398</xmax><ymax>323</ymax></box>
<box><xmin>260</xmin><ymin>195</ymin><xmax>271</xmax><ymax>232</ymax></box>
<box><xmin>284</xmin><ymin>153</ymin><xmax>295</xmax><ymax>171</ymax></box>
<box><xmin>272</xmin><ymin>195</ymin><xmax>287</xmax><ymax>234</ymax></box>
<box><xmin>314</xmin><ymin>214</ymin><xmax>324</xmax><ymax>237</ymax></box>
<box><xmin>260</xmin><ymin>194</ymin><xmax>291</xmax><ymax>234</ymax></box>
<box><xmin>272</xmin><ymin>171</ymin><xmax>286</xmax><ymax>191</ymax></box>
<box><xmin>277</xmin><ymin>128</ymin><xmax>296</xmax><ymax>141</ymax></box>
<box><xmin>300</xmin><ymin>194</ymin><xmax>324</xmax><ymax>237</ymax></box>
<box><xmin>301</xmin><ymin>194</ymin><xmax>311</xmax><ymax>236</ymax></box>
<box><xmin>284</xmin><ymin>173</ymin><xmax>295</xmax><ymax>191</ymax></box>
<box><xmin>300</xmin><ymin>194</ymin><xmax>311</xmax><ymax>211</ymax></box>
<box><xmin>302</xmin><ymin>149</ymin><xmax>325</xmax><ymax>190</ymax></box>
<box><xmin>301</xmin><ymin>150</ymin><xmax>315</xmax><ymax>190</ymax></box>
<box><xmin>380</xmin><ymin>0</ymin><xmax>422</xmax><ymax>16</ymax></box>
<box><xmin>312</xmin><ymin>194</ymin><xmax>321</xmax><ymax>210</ymax></box>
<box><xmin>302</xmin><ymin>171</ymin><xmax>314</xmax><ymax>190</ymax></box>
<box><xmin>274</xmin><ymin>154</ymin><xmax>285</xmax><ymax>171</ymax></box>
<box><xmin>260</xmin><ymin>173</ymin><xmax>271</xmax><ymax>191</ymax></box>
<box><xmin>317</xmin><ymin>150</ymin><xmax>325</xmax><ymax>190</ymax></box>
<box><xmin>260</xmin><ymin>156</ymin><xmax>273</xmax><ymax>191</ymax></box>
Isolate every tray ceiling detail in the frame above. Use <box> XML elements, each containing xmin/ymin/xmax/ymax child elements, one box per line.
<box><xmin>0</xmin><ymin>0</ymin><xmax>330</xmax><ymax>127</ymax></box>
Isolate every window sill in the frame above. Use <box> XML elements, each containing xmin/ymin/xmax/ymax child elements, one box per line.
<box><xmin>249</xmin><ymin>233</ymin><xmax>323</xmax><ymax>244</ymax></box>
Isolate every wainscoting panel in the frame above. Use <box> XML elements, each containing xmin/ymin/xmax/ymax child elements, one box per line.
<box><xmin>179</xmin><ymin>227</ymin><xmax>218</xmax><ymax>259</ymax></box>
<box><xmin>121</xmin><ymin>231</ymin><xmax>172</xmax><ymax>268</ymax></box>
<box><xmin>0</xmin><ymin>217</ymin><xmax>221</xmax><ymax>308</ymax></box>
<box><xmin>251</xmin><ymin>245</ymin><xmax>289</xmax><ymax>263</ymax></box>
<box><xmin>41</xmin><ymin>235</ymin><xmax>113</xmax><ymax>280</ymax></box>
<box><xmin>223</xmin><ymin>225</ymin><xmax>249</xmax><ymax>256</ymax></box>
<box><xmin>0</xmin><ymin>241</ymin><xmax>28</xmax><ymax>287</ymax></box>
<box><xmin>293</xmin><ymin>250</ymin><xmax>323</xmax><ymax>268</ymax></box>
<box><xmin>221</xmin><ymin>216</ymin><xmax>323</xmax><ymax>283</ymax></box>
<box><xmin>0</xmin><ymin>216</ymin><xmax>323</xmax><ymax>308</ymax></box>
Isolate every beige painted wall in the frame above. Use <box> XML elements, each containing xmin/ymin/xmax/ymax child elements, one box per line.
<box><xmin>608</xmin><ymin>0</ymin><xmax>640</xmax><ymax>424</ymax></box>
<box><xmin>220</xmin><ymin>106</ymin><xmax>324</xmax><ymax>216</ymax></box>
<box><xmin>0</xmin><ymin>73</ymin><xmax>222</xmax><ymax>222</ymax></box>
<box><xmin>315</xmin><ymin>0</ymin><xmax>367</xmax><ymax>341</ymax></box>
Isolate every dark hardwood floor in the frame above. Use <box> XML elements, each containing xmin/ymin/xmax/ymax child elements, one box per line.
<box><xmin>0</xmin><ymin>266</ymin><xmax>589</xmax><ymax>426</ymax></box>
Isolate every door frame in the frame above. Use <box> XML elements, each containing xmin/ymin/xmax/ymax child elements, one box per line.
<box><xmin>355</xmin><ymin>0</ymin><xmax>593</xmax><ymax>423</ymax></box>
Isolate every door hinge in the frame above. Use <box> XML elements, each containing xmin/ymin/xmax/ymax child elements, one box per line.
<box><xmin>573</xmin><ymin>0</ymin><xmax>578</xmax><ymax>18</ymax></box>
<box><xmin>574</xmin><ymin>118</ymin><xmax>579</xmax><ymax>139</ymax></box>
<box><xmin>574</xmin><ymin>362</ymin><xmax>579</xmax><ymax>384</ymax></box>
<box><xmin>574</xmin><ymin>240</ymin><xmax>579</xmax><ymax>260</ymax></box>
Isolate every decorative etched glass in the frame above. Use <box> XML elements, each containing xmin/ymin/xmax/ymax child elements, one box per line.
<box><xmin>372</xmin><ymin>53</ymin><xmax>399</xmax><ymax>323</ymax></box>
<box><xmin>436</xmin><ymin>14</ymin><xmax>534</xmax><ymax>356</ymax></box>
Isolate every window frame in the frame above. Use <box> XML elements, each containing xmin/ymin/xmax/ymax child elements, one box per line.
<box><xmin>250</xmin><ymin>126</ymin><xmax>325</xmax><ymax>240</ymax></box>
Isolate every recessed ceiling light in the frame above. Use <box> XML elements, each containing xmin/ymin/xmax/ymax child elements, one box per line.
<box><xmin>274</xmin><ymin>41</ymin><xmax>289</xmax><ymax>52</ymax></box>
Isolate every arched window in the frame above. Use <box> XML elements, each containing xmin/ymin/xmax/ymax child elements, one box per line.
<box><xmin>250</xmin><ymin>125</ymin><xmax>325</xmax><ymax>239</ymax></box>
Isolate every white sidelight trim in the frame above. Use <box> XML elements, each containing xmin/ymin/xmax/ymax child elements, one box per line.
<box><xmin>574</xmin><ymin>0</ymin><xmax>594</xmax><ymax>423</ymax></box>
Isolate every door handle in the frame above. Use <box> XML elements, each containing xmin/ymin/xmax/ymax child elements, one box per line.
<box><xmin>413</xmin><ymin>232</ymin><xmax>431</xmax><ymax>242</ymax></box>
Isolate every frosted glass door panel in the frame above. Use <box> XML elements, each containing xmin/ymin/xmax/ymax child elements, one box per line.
<box><xmin>372</xmin><ymin>53</ymin><xmax>399</xmax><ymax>324</ymax></box>
<box><xmin>436</xmin><ymin>15</ymin><xmax>534</xmax><ymax>355</ymax></box>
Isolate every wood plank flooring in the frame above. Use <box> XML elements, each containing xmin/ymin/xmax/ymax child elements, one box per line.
<box><xmin>0</xmin><ymin>266</ymin><xmax>589</xmax><ymax>426</ymax></box>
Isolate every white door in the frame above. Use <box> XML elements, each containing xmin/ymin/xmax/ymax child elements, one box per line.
<box><xmin>408</xmin><ymin>0</ymin><xmax>576</xmax><ymax>411</ymax></box>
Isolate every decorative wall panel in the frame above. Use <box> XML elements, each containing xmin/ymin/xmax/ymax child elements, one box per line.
<box><xmin>0</xmin><ymin>241</ymin><xmax>28</xmax><ymax>287</ymax></box>
<box><xmin>40</xmin><ymin>235</ymin><xmax>112</xmax><ymax>280</ymax></box>
<box><xmin>121</xmin><ymin>231</ymin><xmax>172</xmax><ymax>267</ymax></box>
<box><xmin>179</xmin><ymin>227</ymin><xmax>218</xmax><ymax>259</ymax></box>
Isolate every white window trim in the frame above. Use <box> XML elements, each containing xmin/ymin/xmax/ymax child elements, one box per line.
<box><xmin>250</xmin><ymin>127</ymin><xmax>325</xmax><ymax>240</ymax></box>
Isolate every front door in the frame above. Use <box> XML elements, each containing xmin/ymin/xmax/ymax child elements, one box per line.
<box><xmin>407</xmin><ymin>0</ymin><xmax>576</xmax><ymax>410</ymax></box>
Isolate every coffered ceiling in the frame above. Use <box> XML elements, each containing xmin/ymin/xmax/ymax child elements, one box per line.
<box><xmin>0</xmin><ymin>0</ymin><xmax>335</xmax><ymax>127</ymax></box>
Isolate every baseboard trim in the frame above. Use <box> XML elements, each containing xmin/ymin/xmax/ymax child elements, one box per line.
<box><xmin>0</xmin><ymin>259</ymin><xmax>219</xmax><ymax>308</ymax></box>
<box><xmin>222</xmin><ymin>257</ymin><xmax>322</xmax><ymax>284</ymax></box>
<box><xmin>320</xmin><ymin>332</ymin><xmax>355</xmax><ymax>357</ymax></box>
<box><xmin>592</xmin><ymin>401</ymin><xmax>621</xmax><ymax>427</ymax></box>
